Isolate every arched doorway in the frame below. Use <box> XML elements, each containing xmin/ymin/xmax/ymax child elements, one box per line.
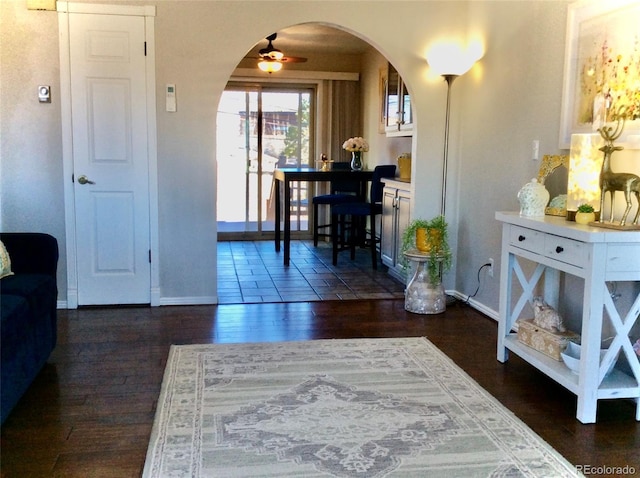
<box><xmin>216</xmin><ymin>24</ymin><xmax>379</xmax><ymax>241</ymax></box>
<box><xmin>215</xmin><ymin>23</ymin><xmax>415</xmax><ymax>303</ymax></box>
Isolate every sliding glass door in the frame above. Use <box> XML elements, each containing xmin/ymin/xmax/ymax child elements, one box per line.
<box><xmin>217</xmin><ymin>85</ymin><xmax>313</xmax><ymax>239</ymax></box>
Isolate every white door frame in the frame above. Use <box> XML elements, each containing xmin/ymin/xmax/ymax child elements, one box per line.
<box><xmin>58</xmin><ymin>1</ymin><xmax>160</xmax><ymax>308</ymax></box>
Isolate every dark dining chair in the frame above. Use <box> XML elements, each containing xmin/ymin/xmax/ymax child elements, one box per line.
<box><xmin>331</xmin><ymin>164</ymin><xmax>396</xmax><ymax>269</ymax></box>
<box><xmin>312</xmin><ymin>162</ymin><xmax>361</xmax><ymax>246</ymax></box>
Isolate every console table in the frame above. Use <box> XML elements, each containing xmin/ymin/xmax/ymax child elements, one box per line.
<box><xmin>495</xmin><ymin>211</ymin><xmax>640</xmax><ymax>423</ymax></box>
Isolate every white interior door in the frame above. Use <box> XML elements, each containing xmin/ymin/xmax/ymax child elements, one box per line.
<box><xmin>68</xmin><ymin>12</ymin><xmax>151</xmax><ymax>305</ymax></box>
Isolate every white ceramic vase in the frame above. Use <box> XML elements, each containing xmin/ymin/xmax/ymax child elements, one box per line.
<box><xmin>517</xmin><ymin>178</ymin><xmax>549</xmax><ymax>217</ymax></box>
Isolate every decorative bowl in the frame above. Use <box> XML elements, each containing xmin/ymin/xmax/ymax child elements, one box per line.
<box><xmin>561</xmin><ymin>342</ymin><xmax>616</xmax><ymax>376</ymax></box>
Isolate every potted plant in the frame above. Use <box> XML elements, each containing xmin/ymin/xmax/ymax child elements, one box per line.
<box><xmin>575</xmin><ymin>203</ymin><xmax>596</xmax><ymax>225</ymax></box>
<box><xmin>401</xmin><ymin>215</ymin><xmax>452</xmax><ymax>284</ymax></box>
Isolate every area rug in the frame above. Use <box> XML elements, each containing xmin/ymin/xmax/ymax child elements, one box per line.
<box><xmin>143</xmin><ymin>338</ymin><xmax>580</xmax><ymax>477</ymax></box>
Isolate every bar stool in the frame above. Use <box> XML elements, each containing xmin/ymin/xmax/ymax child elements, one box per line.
<box><xmin>331</xmin><ymin>165</ymin><xmax>396</xmax><ymax>269</ymax></box>
<box><xmin>312</xmin><ymin>162</ymin><xmax>360</xmax><ymax>246</ymax></box>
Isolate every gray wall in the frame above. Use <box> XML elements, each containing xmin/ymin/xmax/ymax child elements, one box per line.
<box><xmin>7</xmin><ymin>0</ymin><xmax>628</xmax><ymax>316</ymax></box>
<box><xmin>456</xmin><ymin>0</ymin><xmax>570</xmax><ymax>313</ymax></box>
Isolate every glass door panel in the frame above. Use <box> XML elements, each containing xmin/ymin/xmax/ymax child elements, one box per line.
<box><xmin>217</xmin><ymin>87</ymin><xmax>313</xmax><ymax>238</ymax></box>
<box><xmin>385</xmin><ymin>64</ymin><xmax>400</xmax><ymax>130</ymax></box>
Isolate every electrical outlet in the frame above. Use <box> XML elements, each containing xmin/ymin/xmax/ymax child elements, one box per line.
<box><xmin>488</xmin><ymin>258</ymin><xmax>494</xmax><ymax>277</ymax></box>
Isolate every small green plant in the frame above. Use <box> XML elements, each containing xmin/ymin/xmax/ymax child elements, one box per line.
<box><xmin>401</xmin><ymin>215</ymin><xmax>452</xmax><ymax>284</ymax></box>
<box><xmin>577</xmin><ymin>203</ymin><xmax>595</xmax><ymax>213</ymax></box>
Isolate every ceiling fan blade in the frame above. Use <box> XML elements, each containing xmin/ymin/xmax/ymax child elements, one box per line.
<box><xmin>281</xmin><ymin>56</ymin><xmax>307</xmax><ymax>63</ymax></box>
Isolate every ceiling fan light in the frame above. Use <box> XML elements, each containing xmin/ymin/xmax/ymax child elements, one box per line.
<box><xmin>258</xmin><ymin>59</ymin><xmax>283</xmax><ymax>73</ymax></box>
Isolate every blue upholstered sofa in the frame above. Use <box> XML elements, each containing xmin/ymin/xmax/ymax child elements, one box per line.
<box><xmin>1</xmin><ymin>233</ymin><xmax>58</xmax><ymax>425</ymax></box>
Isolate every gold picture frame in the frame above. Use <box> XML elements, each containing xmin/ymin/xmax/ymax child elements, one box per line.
<box><xmin>537</xmin><ymin>154</ymin><xmax>569</xmax><ymax>216</ymax></box>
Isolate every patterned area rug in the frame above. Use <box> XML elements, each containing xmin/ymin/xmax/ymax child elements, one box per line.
<box><xmin>143</xmin><ymin>338</ymin><xmax>581</xmax><ymax>477</ymax></box>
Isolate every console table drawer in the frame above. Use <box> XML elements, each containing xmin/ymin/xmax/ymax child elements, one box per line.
<box><xmin>509</xmin><ymin>225</ymin><xmax>544</xmax><ymax>254</ymax></box>
<box><xmin>544</xmin><ymin>235</ymin><xmax>587</xmax><ymax>267</ymax></box>
<box><xmin>509</xmin><ymin>224</ymin><xmax>587</xmax><ymax>267</ymax></box>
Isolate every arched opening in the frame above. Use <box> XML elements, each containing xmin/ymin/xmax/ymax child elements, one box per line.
<box><xmin>217</xmin><ymin>23</ymin><xmax>413</xmax><ymax>304</ymax></box>
<box><xmin>216</xmin><ymin>23</ymin><xmax>413</xmax><ymax>241</ymax></box>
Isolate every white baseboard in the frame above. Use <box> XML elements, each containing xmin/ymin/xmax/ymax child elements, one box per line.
<box><xmin>57</xmin><ymin>296</ymin><xmax>218</xmax><ymax>308</ymax></box>
<box><xmin>159</xmin><ymin>296</ymin><xmax>218</xmax><ymax>306</ymax></box>
<box><xmin>151</xmin><ymin>287</ymin><xmax>161</xmax><ymax>307</ymax></box>
<box><xmin>447</xmin><ymin>290</ymin><xmax>499</xmax><ymax>322</ymax></box>
<box><xmin>57</xmin><ymin>292</ymin><xmax>495</xmax><ymax>318</ymax></box>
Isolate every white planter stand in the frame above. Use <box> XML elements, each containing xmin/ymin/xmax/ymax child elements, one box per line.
<box><xmin>403</xmin><ymin>249</ymin><xmax>446</xmax><ymax>315</ymax></box>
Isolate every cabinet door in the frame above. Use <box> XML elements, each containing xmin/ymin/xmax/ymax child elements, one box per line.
<box><xmin>385</xmin><ymin>64</ymin><xmax>400</xmax><ymax>132</ymax></box>
<box><xmin>395</xmin><ymin>189</ymin><xmax>412</xmax><ymax>264</ymax></box>
<box><xmin>399</xmin><ymin>79</ymin><xmax>412</xmax><ymax>131</ymax></box>
<box><xmin>385</xmin><ymin>63</ymin><xmax>412</xmax><ymax>136</ymax></box>
<box><xmin>380</xmin><ymin>187</ymin><xmax>397</xmax><ymax>267</ymax></box>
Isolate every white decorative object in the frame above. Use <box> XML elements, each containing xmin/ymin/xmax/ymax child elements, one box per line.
<box><xmin>561</xmin><ymin>342</ymin><xmax>616</xmax><ymax>377</ymax></box>
<box><xmin>532</xmin><ymin>297</ymin><xmax>566</xmax><ymax>333</ymax></box>
<box><xmin>403</xmin><ymin>250</ymin><xmax>446</xmax><ymax>315</ymax></box>
<box><xmin>517</xmin><ymin>178</ymin><xmax>549</xmax><ymax>217</ymax></box>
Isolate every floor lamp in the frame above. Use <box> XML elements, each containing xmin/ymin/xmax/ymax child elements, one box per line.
<box><xmin>426</xmin><ymin>43</ymin><xmax>481</xmax><ymax>305</ymax></box>
<box><xmin>439</xmin><ymin>74</ymin><xmax>458</xmax><ymax>217</ymax></box>
<box><xmin>426</xmin><ymin>42</ymin><xmax>481</xmax><ymax>217</ymax></box>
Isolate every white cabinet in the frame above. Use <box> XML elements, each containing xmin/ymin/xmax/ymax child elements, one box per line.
<box><xmin>384</xmin><ymin>63</ymin><xmax>412</xmax><ymax>136</ymax></box>
<box><xmin>495</xmin><ymin>212</ymin><xmax>640</xmax><ymax>423</ymax></box>
<box><xmin>381</xmin><ymin>179</ymin><xmax>411</xmax><ymax>281</ymax></box>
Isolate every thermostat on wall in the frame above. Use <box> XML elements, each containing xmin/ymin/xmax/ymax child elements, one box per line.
<box><xmin>166</xmin><ymin>84</ymin><xmax>176</xmax><ymax>112</ymax></box>
<box><xmin>38</xmin><ymin>85</ymin><xmax>51</xmax><ymax>103</ymax></box>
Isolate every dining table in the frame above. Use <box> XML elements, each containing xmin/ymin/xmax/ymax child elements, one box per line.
<box><xmin>273</xmin><ymin>167</ymin><xmax>374</xmax><ymax>266</ymax></box>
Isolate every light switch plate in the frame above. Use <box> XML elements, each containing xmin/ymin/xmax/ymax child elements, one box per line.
<box><xmin>27</xmin><ymin>0</ymin><xmax>57</xmax><ymax>10</ymax></box>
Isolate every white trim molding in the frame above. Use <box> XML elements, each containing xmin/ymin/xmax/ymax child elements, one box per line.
<box><xmin>57</xmin><ymin>2</ymin><xmax>155</xmax><ymax>17</ymax></box>
<box><xmin>159</xmin><ymin>296</ymin><xmax>219</xmax><ymax>306</ymax></box>
<box><xmin>58</xmin><ymin>3</ymin><xmax>159</xmax><ymax>308</ymax></box>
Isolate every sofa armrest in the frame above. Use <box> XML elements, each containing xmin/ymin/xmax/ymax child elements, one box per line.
<box><xmin>0</xmin><ymin>233</ymin><xmax>59</xmax><ymax>278</ymax></box>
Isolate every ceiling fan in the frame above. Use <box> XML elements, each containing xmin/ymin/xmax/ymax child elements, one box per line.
<box><xmin>256</xmin><ymin>33</ymin><xmax>307</xmax><ymax>72</ymax></box>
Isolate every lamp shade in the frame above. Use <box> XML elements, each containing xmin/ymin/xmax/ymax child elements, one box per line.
<box><xmin>567</xmin><ymin>133</ymin><xmax>604</xmax><ymax>212</ymax></box>
<box><xmin>426</xmin><ymin>41</ymin><xmax>482</xmax><ymax>76</ymax></box>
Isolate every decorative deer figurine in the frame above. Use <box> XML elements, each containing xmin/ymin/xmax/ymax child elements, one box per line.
<box><xmin>598</xmin><ymin>111</ymin><xmax>640</xmax><ymax>226</ymax></box>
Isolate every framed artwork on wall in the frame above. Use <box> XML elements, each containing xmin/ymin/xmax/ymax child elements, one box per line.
<box><xmin>559</xmin><ymin>0</ymin><xmax>640</xmax><ymax>149</ymax></box>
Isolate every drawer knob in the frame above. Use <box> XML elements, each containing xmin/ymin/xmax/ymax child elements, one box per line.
<box><xmin>518</xmin><ymin>235</ymin><xmax>526</xmax><ymax>242</ymax></box>
<box><xmin>556</xmin><ymin>246</ymin><xmax>564</xmax><ymax>253</ymax></box>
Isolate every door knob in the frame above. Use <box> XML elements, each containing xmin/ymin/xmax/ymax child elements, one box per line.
<box><xmin>77</xmin><ymin>175</ymin><xmax>95</xmax><ymax>185</ymax></box>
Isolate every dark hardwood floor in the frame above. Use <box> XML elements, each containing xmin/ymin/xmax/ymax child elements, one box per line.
<box><xmin>1</xmin><ymin>300</ymin><xmax>638</xmax><ymax>477</ymax></box>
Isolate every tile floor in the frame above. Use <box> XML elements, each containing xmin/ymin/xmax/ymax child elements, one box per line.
<box><xmin>217</xmin><ymin>240</ymin><xmax>406</xmax><ymax>304</ymax></box>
